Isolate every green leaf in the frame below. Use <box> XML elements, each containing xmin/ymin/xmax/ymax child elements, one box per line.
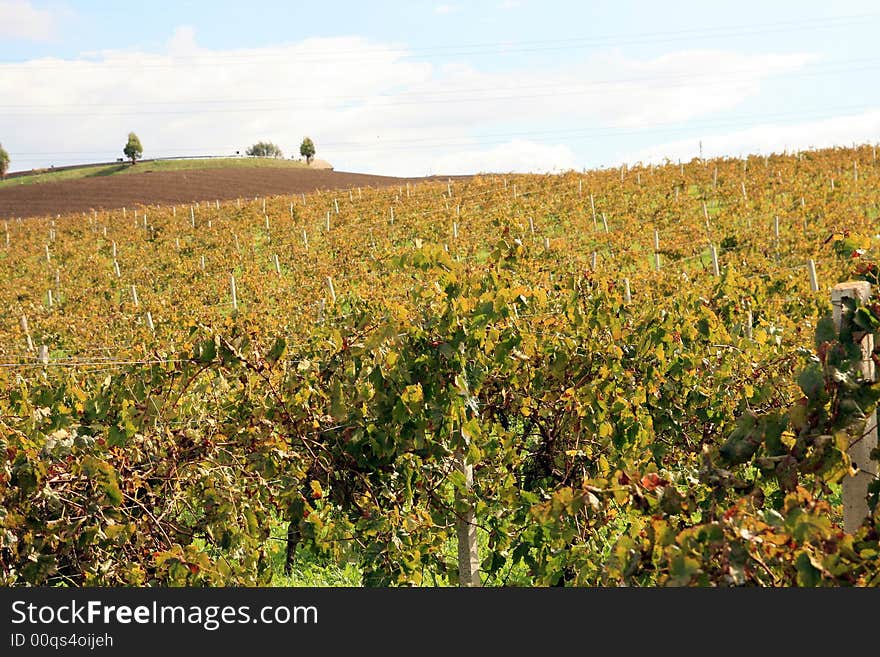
<box><xmin>266</xmin><ymin>337</ymin><xmax>287</xmax><ymax>365</ymax></box>
<box><xmin>814</xmin><ymin>315</ymin><xmax>836</xmax><ymax>349</ymax></box>
<box><xmin>797</xmin><ymin>363</ymin><xmax>825</xmax><ymax>401</ymax></box>
<box><xmin>795</xmin><ymin>552</ymin><xmax>821</xmax><ymax>587</ymax></box>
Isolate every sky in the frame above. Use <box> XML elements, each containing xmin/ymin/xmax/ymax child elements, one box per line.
<box><xmin>1</xmin><ymin>0</ymin><xmax>879</xmax><ymax>175</ymax></box>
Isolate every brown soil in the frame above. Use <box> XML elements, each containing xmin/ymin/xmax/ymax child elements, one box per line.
<box><xmin>0</xmin><ymin>168</ymin><xmax>469</xmax><ymax>219</ymax></box>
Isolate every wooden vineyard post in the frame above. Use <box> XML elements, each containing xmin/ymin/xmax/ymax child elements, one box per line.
<box><xmin>454</xmin><ymin>448</ymin><xmax>480</xmax><ymax>587</ymax></box>
<box><xmin>831</xmin><ymin>282</ymin><xmax>879</xmax><ymax>533</ymax></box>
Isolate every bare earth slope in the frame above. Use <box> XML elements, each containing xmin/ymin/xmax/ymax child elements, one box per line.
<box><xmin>0</xmin><ymin>167</ymin><xmax>466</xmax><ymax>219</ymax></box>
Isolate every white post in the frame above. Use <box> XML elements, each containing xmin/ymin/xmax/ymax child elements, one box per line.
<box><xmin>529</xmin><ymin>217</ymin><xmax>535</xmax><ymax>235</ymax></box>
<box><xmin>262</xmin><ymin>197</ymin><xmax>267</xmax><ymax>214</ymax></box>
<box><xmin>302</xmin><ymin>229</ymin><xmax>309</xmax><ymax>250</ymax></box>
<box><xmin>544</xmin><ymin>237</ymin><xmax>550</xmax><ymax>249</ymax></box>
<box><xmin>114</xmin><ymin>260</ymin><xmax>121</xmax><ymax>278</ymax></box>
<box><xmin>453</xmin><ymin>222</ymin><xmax>459</xmax><ymax>240</ymax></box>
<box><xmin>265</xmin><ymin>215</ymin><xmax>270</xmax><ymax>231</ymax></box>
<box><xmin>45</xmin><ymin>245</ymin><xmax>51</xmax><ymax>263</ymax></box>
<box><xmin>654</xmin><ymin>229</ymin><xmax>661</xmax><ymax>271</ymax></box>
<box><xmin>623</xmin><ymin>278</ymin><xmax>632</xmax><ymax>303</ymax></box>
<box><xmin>326</xmin><ymin>212</ymin><xmax>331</xmax><ymax>232</ymax></box>
<box><xmin>112</xmin><ymin>241</ymin><xmax>117</xmax><ymax>259</ymax></box>
<box><xmin>602</xmin><ymin>213</ymin><xmax>609</xmax><ymax>233</ymax></box>
<box><xmin>130</xmin><ymin>285</ymin><xmax>139</xmax><ymax>307</ymax></box>
<box><xmin>710</xmin><ymin>245</ymin><xmax>720</xmax><ymax>276</ymax></box>
<box><xmin>808</xmin><ymin>259</ymin><xmax>819</xmax><ymax>292</ymax></box>
<box><xmin>326</xmin><ymin>276</ymin><xmax>336</xmax><ymax>303</ymax></box>
<box><xmin>774</xmin><ymin>215</ymin><xmax>780</xmax><ymax>241</ymax></box>
<box><xmin>146</xmin><ymin>312</ymin><xmax>155</xmax><ymax>332</ymax></box>
<box><xmin>230</xmin><ymin>275</ymin><xmax>238</xmax><ymax>310</ymax></box>
<box><xmin>831</xmin><ymin>282</ymin><xmax>878</xmax><ymax>533</ymax></box>
<box><xmin>274</xmin><ymin>254</ymin><xmax>281</xmax><ymax>275</ymax></box>
<box><xmin>741</xmin><ymin>181</ymin><xmax>747</xmax><ymax>201</ymax></box>
<box><xmin>200</xmin><ymin>255</ymin><xmax>206</xmax><ymax>271</ymax></box>
<box><xmin>38</xmin><ymin>344</ymin><xmax>49</xmax><ymax>365</ymax></box>
<box><xmin>21</xmin><ymin>316</ymin><xmax>33</xmax><ymax>351</ymax></box>
<box><xmin>590</xmin><ymin>194</ymin><xmax>596</xmax><ymax>229</ymax></box>
<box><xmin>454</xmin><ymin>448</ymin><xmax>480</xmax><ymax>587</ymax></box>
<box><xmin>190</xmin><ymin>206</ymin><xmax>195</xmax><ymax>228</ymax></box>
<box><xmin>390</xmin><ymin>207</ymin><xmax>394</xmax><ymax>225</ymax></box>
<box><xmin>47</xmin><ymin>289</ymin><xmax>53</xmax><ymax>308</ymax></box>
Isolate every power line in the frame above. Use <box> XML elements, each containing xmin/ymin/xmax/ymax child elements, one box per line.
<box><xmin>1</xmin><ymin>59</ymin><xmax>876</xmax><ymax>119</ymax></box>
<box><xmin>3</xmin><ymin>55</ymin><xmax>875</xmax><ymax>112</ymax></box>
<box><xmin>9</xmin><ymin>102</ymin><xmax>878</xmax><ymax>163</ymax></box>
<box><xmin>0</xmin><ymin>13</ymin><xmax>875</xmax><ymax>70</ymax></box>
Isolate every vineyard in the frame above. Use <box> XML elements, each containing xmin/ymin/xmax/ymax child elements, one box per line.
<box><xmin>2</xmin><ymin>145</ymin><xmax>880</xmax><ymax>586</ymax></box>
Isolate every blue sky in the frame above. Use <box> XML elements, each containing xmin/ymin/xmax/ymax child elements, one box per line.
<box><xmin>1</xmin><ymin>1</ymin><xmax>879</xmax><ymax>174</ymax></box>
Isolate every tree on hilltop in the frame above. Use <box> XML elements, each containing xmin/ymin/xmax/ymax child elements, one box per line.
<box><xmin>246</xmin><ymin>141</ymin><xmax>284</xmax><ymax>158</ymax></box>
<box><xmin>300</xmin><ymin>137</ymin><xmax>316</xmax><ymax>165</ymax></box>
<box><xmin>123</xmin><ymin>132</ymin><xmax>143</xmax><ymax>165</ymax></box>
<box><xmin>0</xmin><ymin>143</ymin><xmax>9</xmax><ymax>178</ymax></box>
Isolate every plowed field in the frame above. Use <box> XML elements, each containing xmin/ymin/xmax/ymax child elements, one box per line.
<box><xmin>0</xmin><ymin>167</ymin><xmax>466</xmax><ymax>219</ymax></box>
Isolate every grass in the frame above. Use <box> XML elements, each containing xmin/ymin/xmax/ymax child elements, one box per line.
<box><xmin>0</xmin><ymin>157</ymin><xmax>310</xmax><ymax>189</ymax></box>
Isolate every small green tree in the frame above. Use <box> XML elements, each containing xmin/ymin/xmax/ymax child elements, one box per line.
<box><xmin>300</xmin><ymin>137</ymin><xmax>316</xmax><ymax>165</ymax></box>
<box><xmin>123</xmin><ymin>132</ymin><xmax>143</xmax><ymax>165</ymax></box>
<box><xmin>0</xmin><ymin>143</ymin><xmax>9</xmax><ymax>178</ymax></box>
<box><xmin>246</xmin><ymin>141</ymin><xmax>283</xmax><ymax>158</ymax></box>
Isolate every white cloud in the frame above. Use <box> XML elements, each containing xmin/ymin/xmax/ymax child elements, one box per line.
<box><xmin>623</xmin><ymin>110</ymin><xmax>880</xmax><ymax>165</ymax></box>
<box><xmin>0</xmin><ymin>0</ymin><xmax>57</xmax><ymax>40</ymax></box>
<box><xmin>428</xmin><ymin>140</ymin><xmax>578</xmax><ymax>175</ymax></box>
<box><xmin>0</xmin><ymin>29</ymin><xmax>820</xmax><ymax>175</ymax></box>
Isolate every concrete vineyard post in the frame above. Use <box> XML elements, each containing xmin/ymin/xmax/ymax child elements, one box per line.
<box><xmin>130</xmin><ymin>285</ymin><xmax>139</xmax><ymax>307</ymax></box>
<box><xmin>146</xmin><ymin>312</ymin><xmax>155</xmax><ymax>332</ymax></box>
<box><xmin>623</xmin><ymin>278</ymin><xmax>632</xmax><ymax>303</ymax></box>
<box><xmin>38</xmin><ymin>345</ymin><xmax>49</xmax><ymax>365</ymax></box>
<box><xmin>274</xmin><ymin>254</ymin><xmax>281</xmax><ymax>276</ymax></box>
<box><xmin>831</xmin><ymin>282</ymin><xmax>879</xmax><ymax>533</ymax></box>
<box><xmin>454</xmin><ymin>448</ymin><xmax>480</xmax><ymax>587</ymax></box>
<box><xmin>711</xmin><ymin>245</ymin><xmax>720</xmax><ymax>276</ymax></box>
<box><xmin>808</xmin><ymin>259</ymin><xmax>819</xmax><ymax>293</ymax></box>
<box><xmin>654</xmin><ymin>230</ymin><xmax>661</xmax><ymax>271</ymax></box>
<box><xmin>230</xmin><ymin>275</ymin><xmax>238</xmax><ymax>310</ymax></box>
<box><xmin>326</xmin><ymin>276</ymin><xmax>336</xmax><ymax>304</ymax></box>
<box><xmin>602</xmin><ymin>213</ymin><xmax>609</xmax><ymax>233</ymax></box>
